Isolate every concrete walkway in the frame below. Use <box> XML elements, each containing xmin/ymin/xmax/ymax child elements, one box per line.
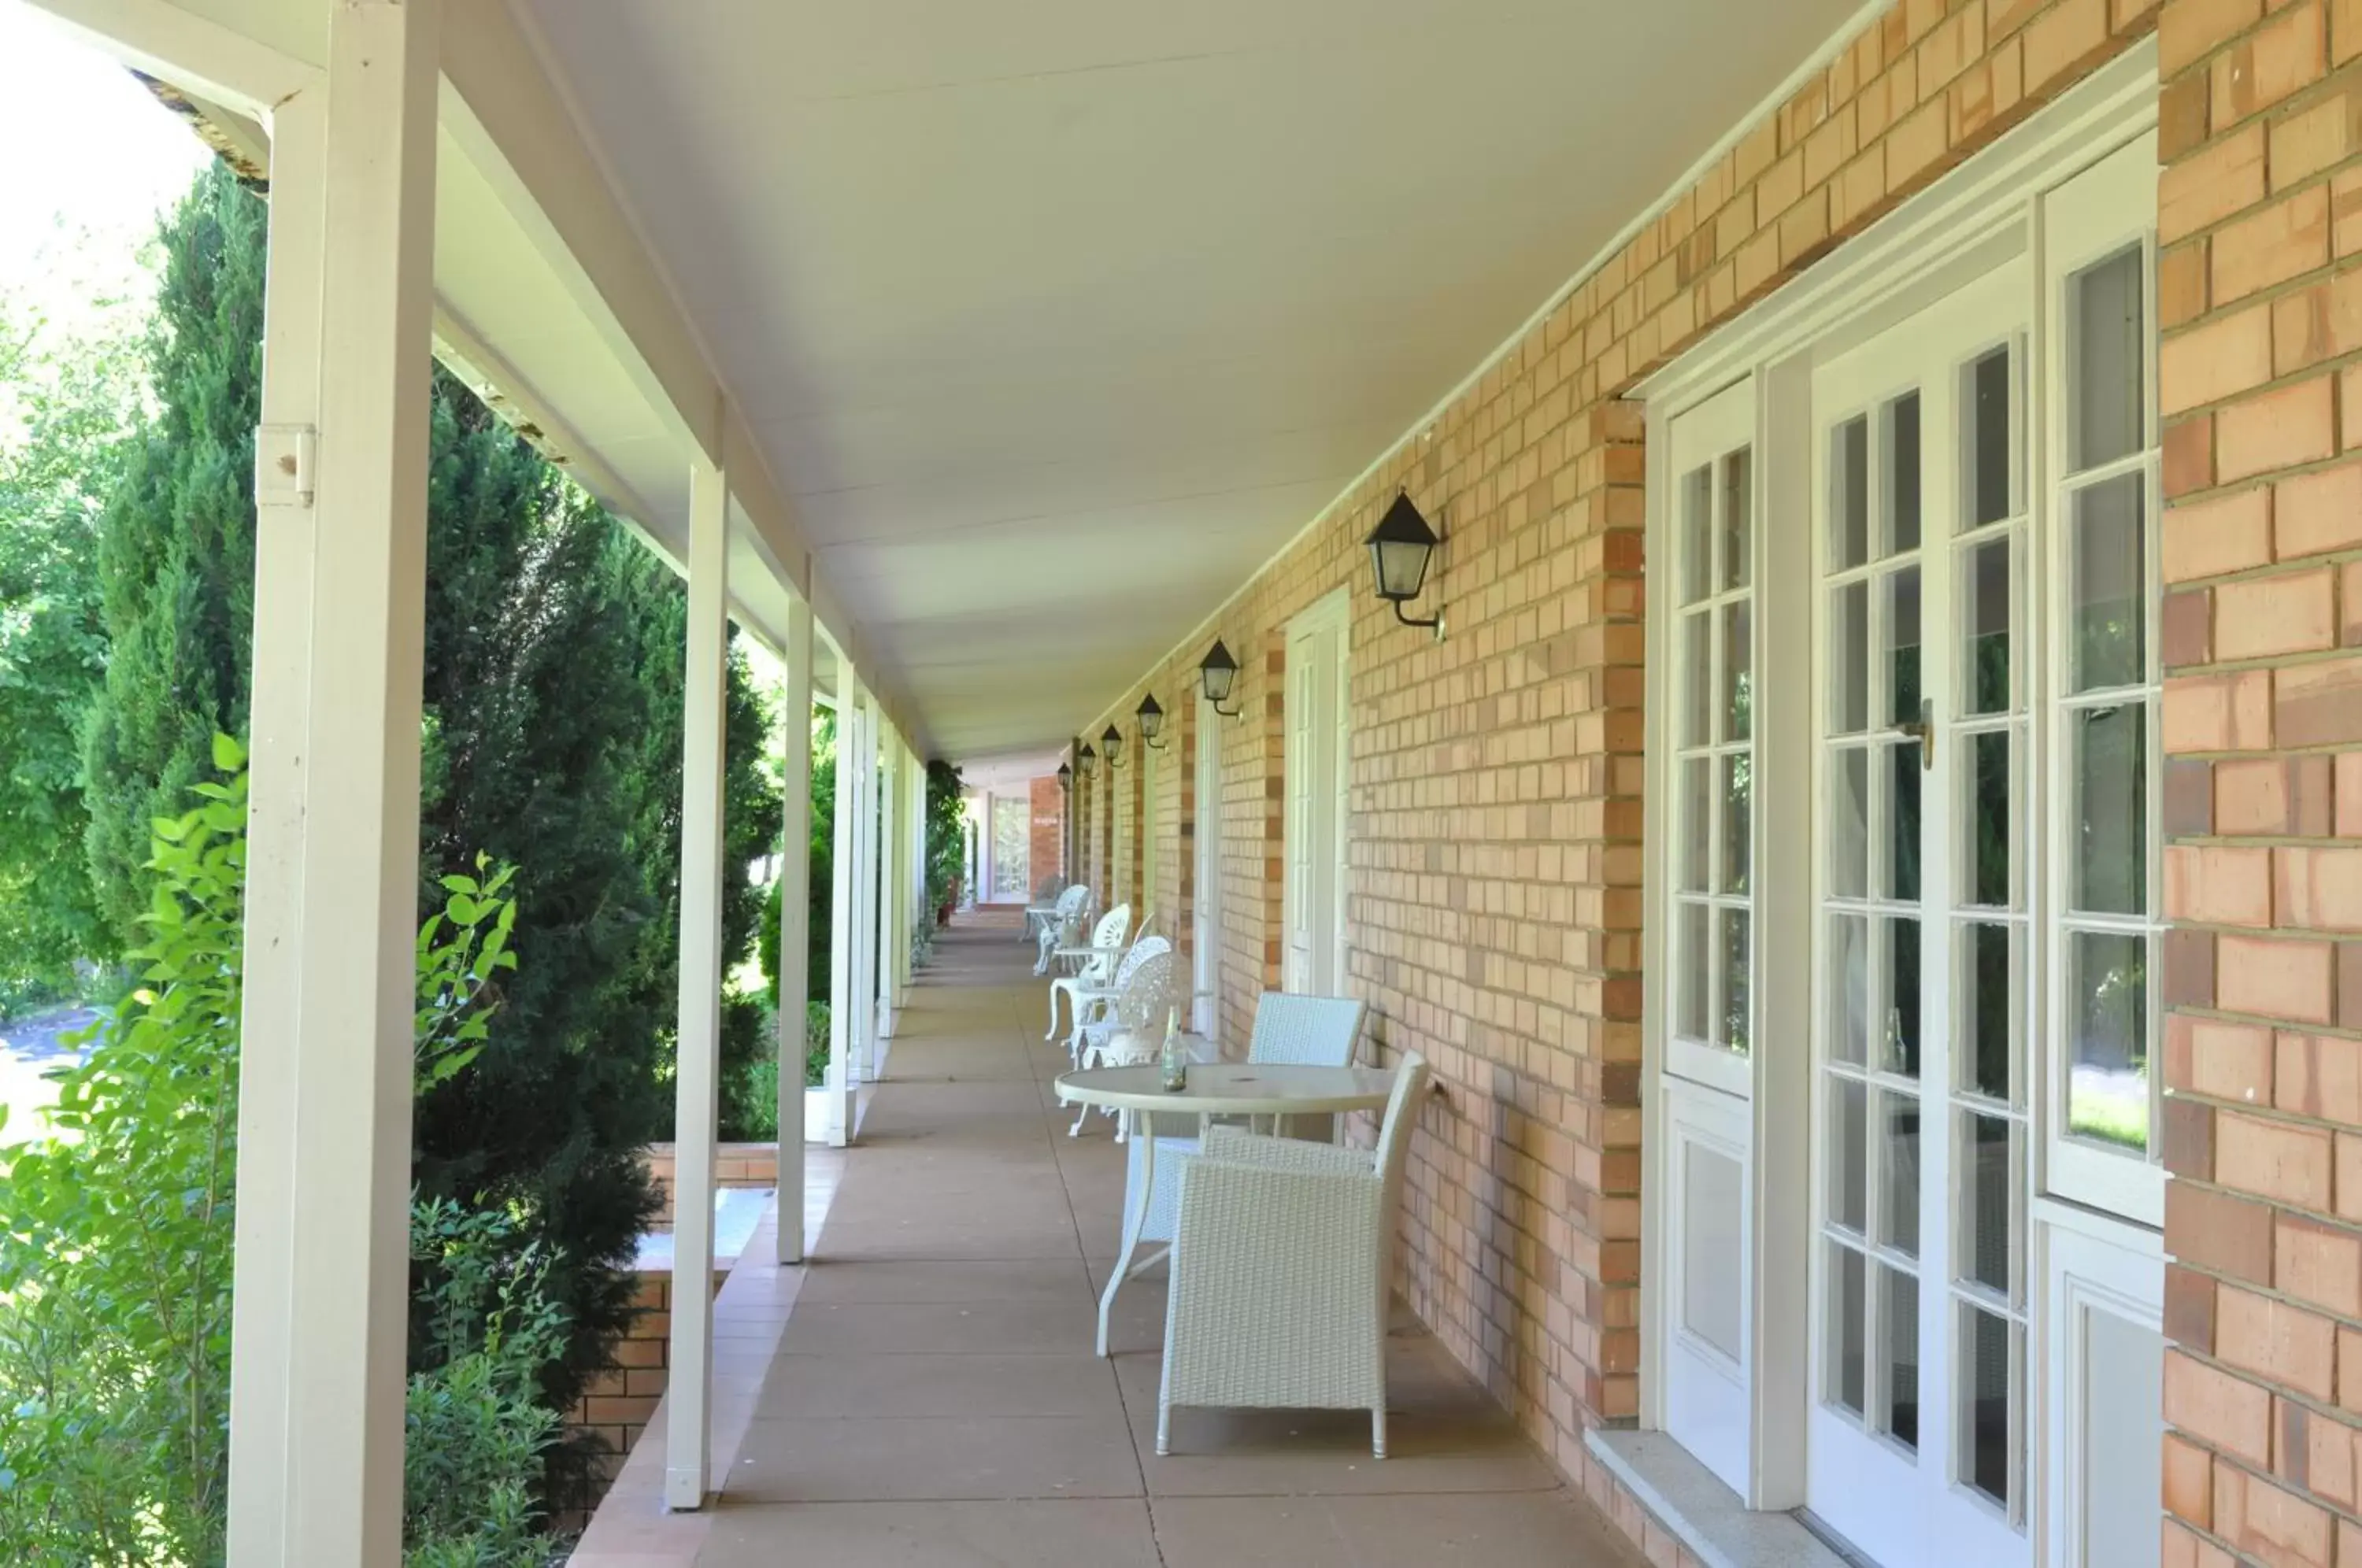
<box><xmin>576</xmin><ymin>915</ymin><xmax>1642</xmax><ymax>1567</ymax></box>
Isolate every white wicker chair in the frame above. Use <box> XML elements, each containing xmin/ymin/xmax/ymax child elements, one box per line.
<box><xmin>1127</xmin><ymin>991</ymin><xmax>1368</xmax><ymax>1248</ymax></box>
<box><xmin>1032</xmin><ymin>884</ymin><xmax>1092</xmax><ymax>976</ymax></box>
<box><xmin>1046</xmin><ymin>903</ymin><xmax>1130</xmax><ymax>1039</ymax></box>
<box><xmin>1156</xmin><ymin>1051</ymin><xmax>1430</xmax><ymax>1457</ymax></box>
<box><xmin>1068</xmin><ymin>945</ymin><xmax>1176</xmax><ymax>1138</ymax></box>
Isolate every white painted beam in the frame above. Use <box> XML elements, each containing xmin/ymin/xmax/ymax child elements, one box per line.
<box><xmin>665</xmin><ymin>459</ymin><xmax>730</xmax><ymax>1511</ymax></box>
<box><xmin>774</xmin><ymin>597</ymin><xmax>814</xmax><ymax>1265</ymax></box>
<box><xmin>225</xmin><ymin>2</ymin><xmax>440</xmax><ymax>1560</ymax></box>
<box><xmin>20</xmin><ymin>0</ymin><xmax>317</xmax><ymax>117</ymax></box>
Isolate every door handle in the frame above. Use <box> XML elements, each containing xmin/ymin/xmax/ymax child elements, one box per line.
<box><xmin>1894</xmin><ymin>700</ymin><xmax>1935</xmax><ymax>771</ymax></box>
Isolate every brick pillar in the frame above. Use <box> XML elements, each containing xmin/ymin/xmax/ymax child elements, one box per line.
<box><xmin>2157</xmin><ymin>3</ymin><xmax>2362</xmax><ymax>1562</ymax></box>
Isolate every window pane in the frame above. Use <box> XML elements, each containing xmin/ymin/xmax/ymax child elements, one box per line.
<box><xmin>1964</xmin><ymin>535</ymin><xmax>2012</xmax><ymax>716</ymax></box>
<box><xmin>1960</xmin><ymin>1111</ymin><xmax>2016</xmax><ymax>1297</ymax></box>
<box><xmin>1829</xmin><ymin>1242</ymin><xmax>1867</xmax><ymax>1416</ymax></box>
<box><xmin>2071</xmin><ymin>245</ymin><xmax>2145</xmax><ymax>473</ymax></box>
<box><xmin>1968</xmin><ymin>730</ymin><xmax>2012</xmax><ymax>908</ymax></box>
<box><xmin>1830</xmin><ymin>914</ymin><xmax>1870</xmax><ymax>1068</ymax></box>
<box><xmin>1683</xmin><ymin>463</ymin><xmax>1713</xmax><ymax>605</ymax></box>
<box><xmin>1886</xmin><ymin>566</ymin><xmax>1923</xmax><ymax>726</ymax></box>
<box><xmin>1879</xmin><ymin>1091</ymin><xmax>1920</xmax><ymax>1259</ymax></box>
<box><xmin>2074</xmin><ymin>704</ymin><xmax>2147</xmax><ymax>915</ymax></box>
<box><xmin>1883</xmin><ymin>391</ymin><xmax>1923</xmax><ymax>555</ymax></box>
<box><xmin>1832</xmin><ymin>416</ymin><xmax>1870</xmax><ymax>569</ymax></box>
<box><xmin>1961</xmin><ymin>1306</ymin><xmax>2017</xmax><ymax>1510</ymax></box>
<box><xmin>1832</xmin><ymin>581</ymin><xmax>1871</xmax><ymax>734</ymax></box>
<box><xmin>1962</xmin><ymin>923</ymin><xmax>2016</xmax><ymax>1104</ymax></box>
<box><xmin>991</xmin><ymin>798</ymin><xmax>1031</xmax><ymax>897</ymax></box>
<box><xmin>1722</xmin><ymin>600</ymin><xmax>1753</xmax><ymax>742</ymax></box>
<box><xmin>1886</xmin><ymin>741</ymin><xmax>1922</xmax><ymax>902</ymax></box>
<box><xmin>2069</xmin><ymin>930</ymin><xmax>2149</xmax><ymax>1153</ymax></box>
<box><xmin>1721</xmin><ymin>448</ymin><xmax>1753</xmax><ymax>591</ymax></box>
<box><xmin>1721</xmin><ymin>908</ymin><xmax>1752</xmax><ymax>1055</ymax></box>
<box><xmin>1683</xmin><ymin>611</ymin><xmax>1712</xmax><ymax>746</ymax></box>
<box><xmin>2071</xmin><ymin>472</ymin><xmax>2147</xmax><ymax>692</ymax></box>
<box><xmin>1877</xmin><ymin>1267</ymin><xmax>1920</xmax><ymax>1452</ymax></box>
<box><xmin>1964</xmin><ymin>344</ymin><xmax>2014</xmax><ymax>528</ymax></box>
<box><xmin>1679</xmin><ymin>758</ymin><xmax>1710</xmax><ymax>893</ymax></box>
<box><xmin>1678</xmin><ymin>902</ymin><xmax>1710</xmax><ymax>1040</ymax></box>
<box><xmin>1720</xmin><ymin>754</ymin><xmax>1751</xmax><ymax>897</ymax></box>
<box><xmin>1885</xmin><ymin>916</ymin><xmax>1922</xmax><ymax>1079</ymax></box>
<box><xmin>1832</xmin><ymin>748</ymin><xmax>1869</xmax><ymax>899</ymax></box>
<box><xmin>1832</xmin><ymin>1075</ymin><xmax>1868</xmax><ymax>1233</ymax></box>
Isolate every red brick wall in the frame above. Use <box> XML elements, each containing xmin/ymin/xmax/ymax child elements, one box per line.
<box><xmin>1029</xmin><ymin>775</ymin><xmax>1065</xmax><ymax>886</ymax></box>
<box><xmin>2157</xmin><ymin>2</ymin><xmax>2362</xmax><ymax>1563</ymax></box>
<box><xmin>1082</xmin><ymin>0</ymin><xmax>2164</xmax><ymax>1551</ymax></box>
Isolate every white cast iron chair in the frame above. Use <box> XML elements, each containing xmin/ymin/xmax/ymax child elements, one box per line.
<box><xmin>1156</xmin><ymin>1051</ymin><xmax>1431</xmax><ymax>1458</ymax></box>
<box><xmin>1068</xmin><ymin>945</ymin><xmax>1176</xmax><ymax>1139</ymax></box>
<box><xmin>1045</xmin><ymin>903</ymin><xmax>1130</xmax><ymax>1039</ymax></box>
<box><xmin>1065</xmin><ymin>936</ymin><xmax>1174</xmax><ymax>1135</ymax></box>
<box><xmin>1032</xmin><ymin>883</ymin><xmax>1092</xmax><ymax>976</ymax></box>
<box><xmin>1125</xmin><ymin>992</ymin><xmax>1368</xmax><ymax>1245</ymax></box>
<box><xmin>1022</xmin><ymin>874</ymin><xmax>1068</xmax><ymax>945</ymax></box>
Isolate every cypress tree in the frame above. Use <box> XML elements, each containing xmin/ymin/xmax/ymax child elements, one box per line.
<box><xmin>79</xmin><ymin>162</ymin><xmax>264</xmax><ymax>943</ymax></box>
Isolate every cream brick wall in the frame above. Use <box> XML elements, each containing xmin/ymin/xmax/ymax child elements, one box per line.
<box><xmin>1079</xmin><ymin>0</ymin><xmax>2164</xmax><ymax>1559</ymax></box>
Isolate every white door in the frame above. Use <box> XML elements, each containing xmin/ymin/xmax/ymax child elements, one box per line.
<box><xmin>1807</xmin><ymin>262</ymin><xmax>2030</xmax><ymax>1568</ymax></box>
<box><xmin>1660</xmin><ymin>378</ymin><xmax>1759</xmax><ymax>1493</ymax></box>
<box><xmin>1193</xmin><ymin>702</ymin><xmax>1222</xmax><ymax>1034</ymax></box>
<box><xmin>1284</xmin><ymin>594</ymin><xmax>1348</xmax><ymax>995</ymax></box>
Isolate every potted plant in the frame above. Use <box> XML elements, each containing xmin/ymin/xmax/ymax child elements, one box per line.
<box><xmin>925</xmin><ymin>760</ymin><xmax>965</xmax><ymax>926</ymax></box>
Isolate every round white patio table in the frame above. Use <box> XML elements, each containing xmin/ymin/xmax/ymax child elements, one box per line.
<box><xmin>1055</xmin><ymin>1060</ymin><xmax>1398</xmax><ymax>1355</ymax></box>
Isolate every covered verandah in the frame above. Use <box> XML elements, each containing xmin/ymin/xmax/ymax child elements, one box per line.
<box><xmin>572</xmin><ymin>917</ymin><xmax>1640</xmax><ymax>1568</ymax></box>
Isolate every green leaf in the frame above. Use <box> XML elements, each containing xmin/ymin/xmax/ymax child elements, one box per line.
<box><xmin>211</xmin><ymin>731</ymin><xmax>245</xmax><ymax>772</ymax></box>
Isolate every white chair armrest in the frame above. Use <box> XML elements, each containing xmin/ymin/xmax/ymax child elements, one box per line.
<box><xmin>1199</xmin><ymin>1126</ymin><xmax>1375</xmax><ymax>1177</ymax></box>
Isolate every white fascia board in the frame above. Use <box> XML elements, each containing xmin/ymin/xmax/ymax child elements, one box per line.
<box><xmin>720</xmin><ymin>401</ymin><xmax>813</xmax><ymax>602</ymax></box>
<box><xmin>20</xmin><ymin>0</ymin><xmax>316</xmax><ymax>117</ymax></box>
<box><xmin>435</xmin><ymin>0</ymin><xmax>722</xmax><ymax>467</ymax></box>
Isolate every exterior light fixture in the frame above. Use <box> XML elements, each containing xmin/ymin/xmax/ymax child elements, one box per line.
<box><xmin>1077</xmin><ymin>744</ymin><xmax>1097</xmax><ymax>778</ymax></box>
<box><xmin>1365</xmin><ymin>490</ymin><xmax>1444</xmax><ymax>639</ymax></box>
<box><xmin>1057</xmin><ymin>762</ymin><xmax>1072</xmax><ymax>792</ymax></box>
<box><xmin>1101</xmin><ymin>723</ymin><xmax>1126</xmax><ymax>769</ymax></box>
<box><xmin>1137</xmin><ymin>693</ymin><xmax>1168</xmax><ymax>750</ymax></box>
<box><xmin>1199</xmin><ymin>640</ymin><xmax>1242</xmax><ymax>718</ymax></box>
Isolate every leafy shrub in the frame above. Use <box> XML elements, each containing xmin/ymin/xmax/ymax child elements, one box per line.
<box><xmin>0</xmin><ymin>739</ymin><xmax>559</xmax><ymax>1566</ymax></box>
<box><xmin>722</xmin><ymin>1003</ymin><xmax>832</xmax><ymax>1143</ymax></box>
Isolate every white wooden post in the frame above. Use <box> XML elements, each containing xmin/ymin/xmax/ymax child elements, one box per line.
<box><xmin>773</xmin><ymin>599</ymin><xmax>813</xmax><ymax>1263</ymax></box>
<box><xmin>664</xmin><ymin>458</ymin><xmax>729</xmax><ymax>1511</ymax></box>
<box><xmin>876</xmin><ymin>737</ymin><xmax>898</xmax><ymax>1042</ymax></box>
<box><xmin>825</xmin><ymin>676</ymin><xmax>861</xmax><ymax>1146</ymax></box>
<box><xmin>227</xmin><ymin>2</ymin><xmax>439</xmax><ymax>1560</ymax></box>
<box><xmin>853</xmin><ymin>701</ymin><xmax>880</xmax><ymax>1081</ymax></box>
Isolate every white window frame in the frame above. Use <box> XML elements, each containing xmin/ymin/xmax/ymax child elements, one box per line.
<box><xmin>1635</xmin><ymin>40</ymin><xmax>2164</xmax><ymax>1544</ymax></box>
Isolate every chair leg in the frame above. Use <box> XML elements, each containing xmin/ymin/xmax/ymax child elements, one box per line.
<box><xmin>1372</xmin><ymin>1406</ymin><xmax>1386</xmax><ymax>1459</ymax></box>
<box><xmin>1157</xmin><ymin>1401</ymin><xmax>1172</xmax><ymax>1457</ymax></box>
<box><xmin>1045</xmin><ymin>982</ymin><xmax>1063</xmax><ymax>1041</ymax></box>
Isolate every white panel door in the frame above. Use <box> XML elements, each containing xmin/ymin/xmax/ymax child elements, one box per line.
<box><xmin>1807</xmin><ymin>261</ymin><xmax>2031</xmax><ymax>1568</ymax></box>
<box><xmin>1194</xmin><ymin>702</ymin><xmax>1222</xmax><ymax>1034</ymax></box>
<box><xmin>1284</xmin><ymin>596</ymin><xmax>1346</xmax><ymax>996</ymax></box>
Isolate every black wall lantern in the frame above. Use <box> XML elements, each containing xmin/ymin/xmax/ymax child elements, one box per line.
<box><xmin>1366</xmin><ymin>490</ymin><xmax>1444</xmax><ymax>638</ymax></box>
<box><xmin>1137</xmin><ymin>693</ymin><xmax>1168</xmax><ymax>750</ymax></box>
<box><xmin>1199</xmin><ymin>640</ymin><xmax>1242</xmax><ymax>719</ymax></box>
<box><xmin>1101</xmin><ymin>723</ymin><xmax>1126</xmax><ymax>769</ymax></box>
<box><xmin>1057</xmin><ymin>761</ymin><xmax>1072</xmax><ymax>792</ymax></box>
<box><xmin>1077</xmin><ymin>743</ymin><xmax>1097</xmax><ymax>779</ymax></box>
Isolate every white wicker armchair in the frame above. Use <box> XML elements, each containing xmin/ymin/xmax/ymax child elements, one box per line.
<box><xmin>1045</xmin><ymin>903</ymin><xmax>1130</xmax><ymax>1039</ymax></box>
<box><xmin>1126</xmin><ymin>991</ymin><xmax>1368</xmax><ymax>1248</ymax></box>
<box><xmin>1156</xmin><ymin>1052</ymin><xmax>1430</xmax><ymax>1458</ymax></box>
<box><xmin>1031</xmin><ymin>884</ymin><xmax>1093</xmax><ymax>977</ymax></box>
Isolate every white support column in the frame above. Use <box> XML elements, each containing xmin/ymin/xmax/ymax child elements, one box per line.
<box><xmin>773</xmin><ymin>600</ymin><xmax>813</xmax><ymax>1264</ymax></box>
<box><xmin>907</xmin><ymin>744</ymin><xmax>925</xmax><ymax>994</ymax></box>
<box><xmin>226</xmin><ymin>2</ymin><xmax>439</xmax><ymax>1561</ymax></box>
<box><xmin>665</xmin><ymin>459</ymin><xmax>730</xmax><ymax>1511</ymax></box>
<box><xmin>853</xmin><ymin>702</ymin><xmax>881</xmax><ymax>1082</ymax></box>
<box><xmin>876</xmin><ymin>736</ymin><xmax>898</xmax><ymax>1042</ymax></box>
<box><xmin>825</xmin><ymin>675</ymin><xmax>861</xmax><ymax>1146</ymax></box>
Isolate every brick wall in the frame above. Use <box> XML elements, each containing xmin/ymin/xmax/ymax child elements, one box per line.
<box><xmin>640</xmin><ymin>1141</ymin><xmax>779</xmax><ymax>1227</ymax></box>
<box><xmin>2157</xmin><ymin>2</ymin><xmax>2362</xmax><ymax>1563</ymax></box>
<box><xmin>1079</xmin><ymin>0</ymin><xmax>2163</xmax><ymax>1552</ymax></box>
<box><xmin>564</xmin><ymin>1266</ymin><xmax>724</xmax><ymax>1512</ymax></box>
<box><xmin>1029</xmin><ymin>775</ymin><xmax>1066</xmax><ymax>886</ymax></box>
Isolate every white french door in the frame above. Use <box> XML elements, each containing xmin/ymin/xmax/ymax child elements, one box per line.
<box><xmin>1284</xmin><ymin>593</ymin><xmax>1349</xmax><ymax>996</ymax></box>
<box><xmin>1193</xmin><ymin>701</ymin><xmax>1222</xmax><ymax>1034</ymax></box>
<box><xmin>1807</xmin><ymin>263</ymin><xmax>2031</xmax><ymax>1568</ymax></box>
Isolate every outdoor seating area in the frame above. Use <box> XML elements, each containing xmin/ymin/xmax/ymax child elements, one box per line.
<box><xmin>569</xmin><ymin>917</ymin><xmax>1642</xmax><ymax>1568</ymax></box>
